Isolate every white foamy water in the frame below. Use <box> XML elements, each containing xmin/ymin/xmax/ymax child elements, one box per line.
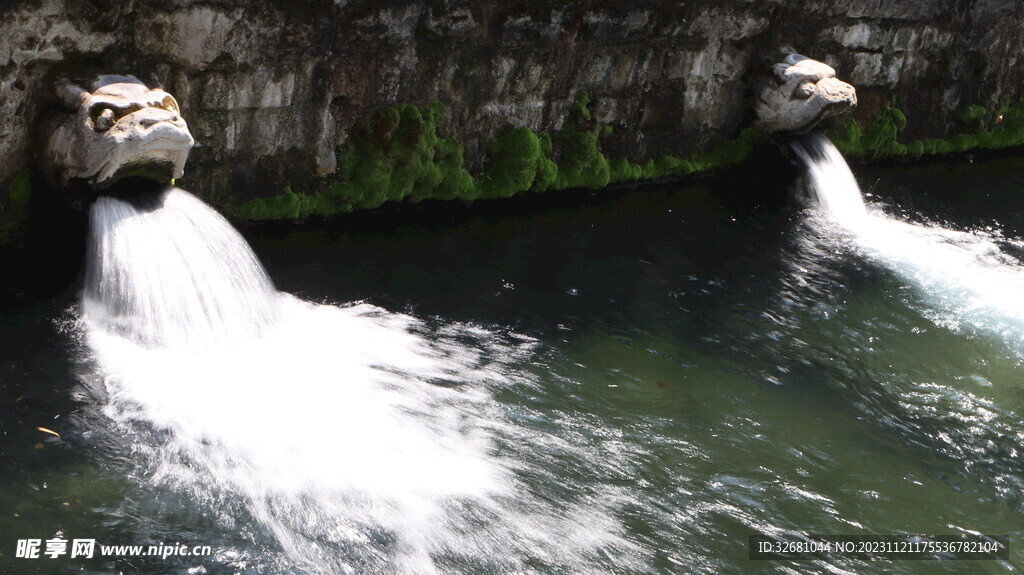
<box><xmin>793</xmin><ymin>132</ymin><xmax>1024</xmax><ymax>352</ymax></box>
<box><xmin>78</xmin><ymin>186</ymin><xmax>639</xmax><ymax>574</ymax></box>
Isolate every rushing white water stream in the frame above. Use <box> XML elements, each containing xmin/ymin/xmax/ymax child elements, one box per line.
<box><xmin>85</xmin><ymin>188</ymin><xmax>281</xmax><ymax>347</ymax></box>
<box><xmin>18</xmin><ymin>154</ymin><xmax>1016</xmax><ymax>575</ymax></box>
<box><xmin>793</xmin><ymin>132</ymin><xmax>1024</xmax><ymax>354</ymax></box>
<box><xmin>78</xmin><ymin>185</ymin><xmax>637</xmax><ymax>574</ymax></box>
<box><xmin>72</xmin><ymin>145</ymin><xmax>1024</xmax><ymax>574</ymax></box>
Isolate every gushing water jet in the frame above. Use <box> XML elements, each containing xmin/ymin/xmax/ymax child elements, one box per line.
<box><xmin>38</xmin><ymin>75</ymin><xmax>274</xmax><ymax>346</ymax></box>
<box><xmin>794</xmin><ymin>131</ymin><xmax>1024</xmax><ymax>356</ymax></box>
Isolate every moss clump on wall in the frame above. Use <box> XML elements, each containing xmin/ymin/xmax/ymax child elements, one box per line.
<box><xmin>233</xmin><ymin>105</ymin><xmax>471</xmax><ymax>220</ymax></box>
<box><xmin>0</xmin><ymin>170</ymin><xmax>32</xmax><ymax>244</ymax></box>
<box><xmin>693</xmin><ymin>128</ymin><xmax>763</xmax><ymax>170</ymax></box>
<box><xmin>476</xmin><ymin>126</ymin><xmax>557</xmax><ymax>198</ymax></box>
<box><xmin>235</xmin><ymin>101</ymin><xmax>474</xmax><ymax>221</ymax></box>
<box><xmin>606</xmin><ymin>128</ymin><xmax>762</xmax><ymax>185</ymax></box>
<box><xmin>235</xmin><ymin>186</ymin><xmax>316</xmax><ymax>221</ymax></box>
<box><xmin>831</xmin><ymin>99</ymin><xmax>1024</xmax><ymax>161</ymax></box>
<box><xmin>958</xmin><ymin>105</ymin><xmax>988</xmax><ymax>132</ymax></box>
<box><xmin>430</xmin><ymin>131</ymin><xmax>477</xmax><ymax>202</ymax></box>
<box><xmin>326</xmin><ymin>101</ymin><xmax>469</xmax><ymax>210</ymax></box>
<box><xmin>233</xmin><ymin>95</ymin><xmax>762</xmax><ymax>222</ymax></box>
<box><xmin>830</xmin><ymin>104</ymin><xmax>908</xmax><ymax>159</ymax></box>
<box><xmin>552</xmin><ymin>91</ymin><xmax>611</xmax><ymax>190</ymax></box>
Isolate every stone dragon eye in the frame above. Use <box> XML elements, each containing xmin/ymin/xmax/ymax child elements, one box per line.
<box><xmin>91</xmin><ymin>105</ymin><xmax>117</xmax><ymax>132</ymax></box>
<box><xmin>793</xmin><ymin>82</ymin><xmax>816</xmax><ymax>100</ymax></box>
<box><xmin>162</xmin><ymin>95</ymin><xmax>180</xmax><ymax>114</ymax></box>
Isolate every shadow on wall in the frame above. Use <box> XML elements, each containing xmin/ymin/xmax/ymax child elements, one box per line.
<box><xmin>0</xmin><ymin>170</ymin><xmax>85</xmax><ymax>308</ymax></box>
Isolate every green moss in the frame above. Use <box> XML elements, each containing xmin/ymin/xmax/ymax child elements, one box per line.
<box><xmin>475</xmin><ymin>126</ymin><xmax>558</xmax><ymax>198</ymax></box>
<box><xmin>906</xmin><ymin>140</ymin><xmax>924</xmax><ymax>159</ymax></box>
<box><xmin>234</xmin><ymin>100</ymin><xmax>477</xmax><ymax>220</ymax></box>
<box><xmin>7</xmin><ymin>171</ymin><xmax>31</xmax><ymax>209</ymax></box>
<box><xmin>694</xmin><ymin>128</ymin><xmax>762</xmax><ymax>169</ymax></box>
<box><xmin>0</xmin><ymin>170</ymin><xmax>32</xmax><ymax>244</ymax></box>
<box><xmin>958</xmin><ymin>104</ymin><xmax>988</xmax><ymax>132</ymax></box>
<box><xmin>343</xmin><ymin>104</ymin><xmax>430</xmax><ymax>208</ymax></box>
<box><xmin>534</xmin><ymin>132</ymin><xmax>558</xmax><ymax>191</ymax></box>
<box><xmin>830</xmin><ymin>99</ymin><xmax>1024</xmax><ymax>161</ymax></box>
<box><xmin>547</xmin><ymin>91</ymin><xmax>754</xmax><ymax>190</ymax></box>
<box><xmin>830</xmin><ymin>116</ymin><xmax>862</xmax><ymax>155</ymax></box>
<box><xmin>235</xmin><ymin>186</ymin><xmax>318</xmax><ymax>221</ymax></box>
<box><xmin>552</xmin><ymin>91</ymin><xmax>611</xmax><ymax>190</ymax></box>
<box><xmin>834</xmin><ymin>105</ymin><xmax>909</xmax><ymax>159</ymax></box>
<box><xmin>868</xmin><ymin>107</ymin><xmax>908</xmax><ymax>158</ymax></box>
<box><xmin>606</xmin><ymin>129</ymin><xmax>761</xmax><ymax>185</ymax></box>
<box><xmin>339</xmin><ymin>101</ymin><xmax>474</xmax><ymax>209</ymax></box>
<box><xmin>607</xmin><ymin>156</ymin><xmax>654</xmax><ymax>183</ymax></box>
<box><xmin>232</xmin><ymin>96</ymin><xmax>763</xmax><ymax>223</ymax></box>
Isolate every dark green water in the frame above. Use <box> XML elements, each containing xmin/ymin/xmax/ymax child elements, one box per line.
<box><xmin>2</xmin><ymin>155</ymin><xmax>1024</xmax><ymax>573</ymax></box>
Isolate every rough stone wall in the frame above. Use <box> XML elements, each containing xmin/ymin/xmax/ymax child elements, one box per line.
<box><xmin>1</xmin><ymin>0</ymin><xmax>1022</xmax><ymax>207</ymax></box>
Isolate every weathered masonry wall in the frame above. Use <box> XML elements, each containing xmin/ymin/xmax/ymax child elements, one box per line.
<box><xmin>1</xmin><ymin>0</ymin><xmax>1022</xmax><ymax>220</ymax></box>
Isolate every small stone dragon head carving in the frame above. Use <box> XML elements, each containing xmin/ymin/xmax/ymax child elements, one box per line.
<box><xmin>40</xmin><ymin>75</ymin><xmax>194</xmax><ymax>189</ymax></box>
<box><xmin>756</xmin><ymin>54</ymin><xmax>857</xmax><ymax>134</ymax></box>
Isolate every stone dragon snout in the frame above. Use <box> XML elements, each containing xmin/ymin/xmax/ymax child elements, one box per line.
<box><xmin>755</xmin><ymin>54</ymin><xmax>857</xmax><ymax>134</ymax></box>
<box><xmin>40</xmin><ymin>75</ymin><xmax>194</xmax><ymax>189</ymax></box>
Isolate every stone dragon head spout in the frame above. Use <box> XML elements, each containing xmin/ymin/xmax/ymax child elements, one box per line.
<box><xmin>40</xmin><ymin>75</ymin><xmax>194</xmax><ymax>190</ymax></box>
<box><xmin>755</xmin><ymin>54</ymin><xmax>857</xmax><ymax>134</ymax></box>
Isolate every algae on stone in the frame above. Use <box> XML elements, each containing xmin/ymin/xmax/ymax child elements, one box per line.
<box><xmin>552</xmin><ymin>91</ymin><xmax>611</xmax><ymax>190</ymax></box>
<box><xmin>233</xmin><ymin>96</ymin><xmax>764</xmax><ymax>222</ymax></box>
<box><xmin>0</xmin><ymin>170</ymin><xmax>32</xmax><ymax>244</ymax></box>
<box><xmin>476</xmin><ymin>126</ymin><xmax>557</xmax><ymax>199</ymax></box>
<box><xmin>235</xmin><ymin>186</ymin><xmax>314</xmax><ymax>221</ymax></box>
<box><xmin>831</xmin><ymin>99</ymin><xmax>1024</xmax><ymax>161</ymax></box>
<box><xmin>606</xmin><ymin>128</ymin><xmax>761</xmax><ymax>185</ymax></box>
<box><xmin>234</xmin><ymin>100</ymin><xmax>474</xmax><ymax>220</ymax></box>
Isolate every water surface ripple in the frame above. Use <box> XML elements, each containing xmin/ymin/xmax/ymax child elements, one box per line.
<box><xmin>1</xmin><ymin>157</ymin><xmax>1023</xmax><ymax>573</ymax></box>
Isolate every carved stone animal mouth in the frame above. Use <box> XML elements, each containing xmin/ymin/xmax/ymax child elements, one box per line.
<box><xmin>94</xmin><ymin>135</ymin><xmax>195</xmax><ymax>189</ymax></box>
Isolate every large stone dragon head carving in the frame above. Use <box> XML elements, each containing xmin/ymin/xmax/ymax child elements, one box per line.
<box><xmin>756</xmin><ymin>54</ymin><xmax>857</xmax><ymax>134</ymax></box>
<box><xmin>40</xmin><ymin>75</ymin><xmax>194</xmax><ymax>189</ymax></box>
